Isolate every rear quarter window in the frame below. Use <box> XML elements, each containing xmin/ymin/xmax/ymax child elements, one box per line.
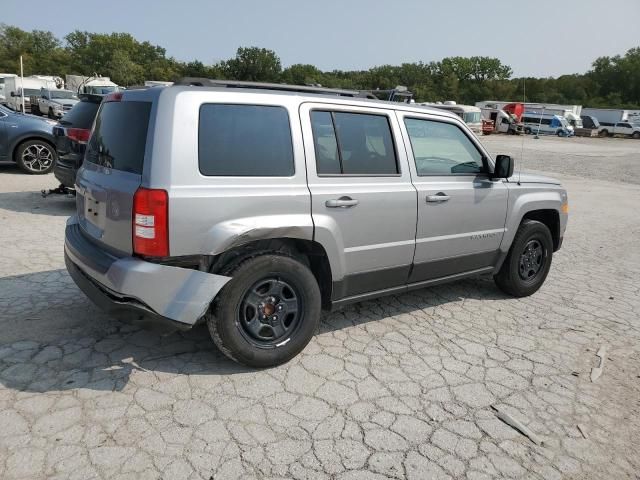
<box><xmin>85</xmin><ymin>101</ymin><xmax>151</xmax><ymax>174</ymax></box>
<box><xmin>198</xmin><ymin>104</ymin><xmax>294</xmax><ymax>176</ymax></box>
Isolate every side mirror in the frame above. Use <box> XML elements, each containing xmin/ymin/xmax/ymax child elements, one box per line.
<box><xmin>10</xmin><ymin>91</ymin><xmax>15</xmax><ymax>97</ymax></box>
<box><xmin>493</xmin><ymin>155</ymin><xmax>514</xmax><ymax>179</ymax></box>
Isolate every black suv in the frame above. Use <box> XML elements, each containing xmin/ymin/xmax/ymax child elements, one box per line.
<box><xmin>53</xmin><ymin>94</ymin><xmax>102</xmax><ymax>188</ymax></box>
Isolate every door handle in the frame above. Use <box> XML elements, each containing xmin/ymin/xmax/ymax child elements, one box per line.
<box><xmin>426</xmin><ymin>193</ymin><xmax>450</xmax><ymax>203</ymax></box>
<box><xmin>326</xmin><ymin>197</ymin><xmax>359</xmax><ymax>208</ymax></box>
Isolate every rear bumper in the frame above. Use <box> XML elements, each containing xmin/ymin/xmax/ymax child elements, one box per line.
<box><xmin>64</xmin><ymin>216</ymin><xmax>230</xmax><ymax>330</ymax></box>
<box><xmin>53</xmin><ymin>159</ymin><xmax>78</xmax><ymax>188</ymax></box>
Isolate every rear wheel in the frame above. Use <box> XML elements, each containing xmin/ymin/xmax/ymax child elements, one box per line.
<box><xmin>599</xmin><ymin>129</ymin><xmax>608</xmax><ymax>137</ymax></box>
<box><xmin>524</xmin><ymin>127</ymin><xmax>532</xmax><ymax>135</ymax></box>
<box><xmin>494</xmin><ymin>220</ymin><xmax>553</xmax><ymax>297</ymax></box>
<box><xmin>14</xmin><ymin>140</ymin><xmax>57</xmax><ymax>174</ymax></box>
<box><xmin>207</xmin><ymin>254</ymin><xmax>321</xmax><ymax>368</ymax></box>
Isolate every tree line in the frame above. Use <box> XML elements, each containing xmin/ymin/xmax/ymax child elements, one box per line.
<box><xmin>1</xmin><ymin>24</ymin><xmax>638</xmax><ymax>108</ymax></box>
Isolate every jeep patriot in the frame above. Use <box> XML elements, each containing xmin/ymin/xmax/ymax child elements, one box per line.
<box><xmin>64</xmin><ymin>80</ymin><xmax>568</xmax><ymax>367</ymax></box>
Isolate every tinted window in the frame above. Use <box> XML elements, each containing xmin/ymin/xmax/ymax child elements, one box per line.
<box><xmin>59</xmin><ymin>100</ymin><xmax>101</xmax><ymax>128</ymax></box>
<box><xmin>404</xmin><ymin>118</ymin><xmax>484</xmax><ymax>175</ymax></box>
<box><xmin>311</xmin><ymin>111</ymin><xmax>398</xmax><ymax>175</ymax></box>
<box><xmin>199</xmin><ymin>104</ymin><xmax>294</xmax><ymax>176</ymax></box>
<box><xmin>310</xmin><ymin>111</ymin><xmax>341</xmax><ymax>174</ymax></box>
<box><xmin>85</xmin><ymin>101</ymin><xmax>151</xmax><ymax>174</ymax></box>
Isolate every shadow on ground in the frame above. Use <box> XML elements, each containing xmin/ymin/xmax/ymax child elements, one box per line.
<box><xmin>0</xmin><ymin>190</ymin><xmax>76</xmax><ymax>216</ymax></box>
<box><xmin>0</xmin><ymin>267</ymin><xmax>510</xmax><ymax>394</ymax></box>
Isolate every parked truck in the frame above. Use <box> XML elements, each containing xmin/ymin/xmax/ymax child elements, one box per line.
<box><xmin>581</xmin><ymin>108</ymin><xmax>631</xmax><ymax>138</ymax></box>
<box><xmin>0</xmin><ymin>73</ymin><xmax>18</xmax><ymax>105</ymax></box>
<box><xmin>66</xmin><ymin>75</ymin><xmax>119</xmax><ymax>95</ymax></box>
<box><xmin>29</xmin><ymin>88</ymin><xmax>79</xmax><ymax>118</ymax></box>
<box><xmin>3</xmin><ymin>76</ymin><xmax>57</xmax><ymax>113</ymax></box>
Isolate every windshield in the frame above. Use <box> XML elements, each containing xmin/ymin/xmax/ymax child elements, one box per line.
<box><xmin>87</xmin><ymin>86</ymin><xmax>118</xmax><ymax>95</ymax></box>
<box><xmin>20</xmin><ymin>88</ymin><xmax>41</xmax><ymax>97</ymax></box>
<box><xmin>51</xmin><ymin>90</ymin><xmax>77</xmax><ymax>100</ymax></box>
<box><xmin>463</xmin><ymin>112</ymin><xmax>481</xmax><ymax>124</ymax></box>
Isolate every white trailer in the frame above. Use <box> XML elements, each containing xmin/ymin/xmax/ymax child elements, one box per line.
<box><xmin>66</xmin><ymin>75</ymin><xmax>119</xmax><ymax>95</ymax></box>
<box><xmin>581</xmin><ymin>108</ymin><xmax>630</xmax><ymax>127</ymax></box>
<box><xmin>477</xmin><ymin>101</ymin><xmax>583</xmax><ymax>128</ymax></box>
<box><xmin>418</xmin><ymin>102</ymin><xmax>483</xmax><ymax>135</ymax></box>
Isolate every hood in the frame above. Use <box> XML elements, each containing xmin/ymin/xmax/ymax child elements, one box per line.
<box><xmin>51</xmin><ymin>98</ymin><xmax>80</xmax><ymax>107</ymax></box>
<box><xmin>509</xmin><ymin>172</ymin><xmax>562</xmax><ymax>185</ymax></box>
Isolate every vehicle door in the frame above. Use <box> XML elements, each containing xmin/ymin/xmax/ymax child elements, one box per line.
<box><xmin>300</xmin><ymin>103</ymin><xmax>417</xmax><ymax>300</ymax></box>
<box><xmin>397</xmin><ymin>111</ymin><xmax>509</xmax><ymax>284</ymax></box>
<box><xmin>617</xmin><ymin>123</ymin><xmax>632</xmax><ymax>135</ymax></box>
<box><xmin>0</xmin><ymin>109</ymin><xmax>7</xmax><ymax>159</ymax></box>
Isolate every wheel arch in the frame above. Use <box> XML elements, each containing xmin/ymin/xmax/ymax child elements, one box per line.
<box><xmin>521</xmin><ymin>209</ymin><xmax>561</xmax><ymax>251</ymax></box>
<box><xmin>209</xmin><ymin>237</ymin><xmax>334</xmax><ymax>309</ymax></box>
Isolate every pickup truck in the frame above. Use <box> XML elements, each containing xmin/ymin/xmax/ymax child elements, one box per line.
<box><xmin>30</xmin><ymin>88</ymin><xmax>79</xmax><ymax>118</ymax></box>
<box><xmin>599</xmin><ymin>122</ymin><xmax>640</xmax><ymax>139</ymax></box>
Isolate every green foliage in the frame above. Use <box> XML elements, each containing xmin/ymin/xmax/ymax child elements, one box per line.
<box><xmin>0</xmin><ymin>24</ymin><xmax>638</xmax><ymax>107</ymax></box>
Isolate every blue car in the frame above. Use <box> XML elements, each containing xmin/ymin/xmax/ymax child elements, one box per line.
<box><xmin>0</xmin><ymin>104</ymin><xmax>57</xmax><ymax>174</ymax></box>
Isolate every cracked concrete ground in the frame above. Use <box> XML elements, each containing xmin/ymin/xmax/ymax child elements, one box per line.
<box><xmin>1</xmin><ymin>135</ymin><xmax>639</xmax><ymax>479</ymax></box>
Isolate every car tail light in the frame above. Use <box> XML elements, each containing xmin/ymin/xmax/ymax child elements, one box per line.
<box><xmin>104</xmin><ymin>92</ymin><xmax>123</xmax><ymax>102</ymax></box>
<box><xmin>133</xmin><ymin>188</ymin><xmax>169</xmax><ymax>257</ymax></box>
<box><xmin>66</xmin><ymin>128</ymin><xmax>91</xmax><ymax>144</ymax></box>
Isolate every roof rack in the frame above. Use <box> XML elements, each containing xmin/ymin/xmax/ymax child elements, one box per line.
<box><xmin>174</xmin><ymin>78</ymin><xmax>377</xmax><ymax>99</ymax></box>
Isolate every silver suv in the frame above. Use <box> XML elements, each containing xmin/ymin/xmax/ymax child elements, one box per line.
<box><xmin>64</xmin><ymin>80</ymin><xmax>568</xmax><ymax>367</ymax></box>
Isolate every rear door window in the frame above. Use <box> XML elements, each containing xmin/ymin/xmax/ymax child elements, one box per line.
<box><xmin>311</xmin><ymin>110</ymin><xmax>398</xmax><ymax>175</ymax></box>
<box><xmin>198</xmin><ymin>104</ymin><xmax>294</xmax><ymax>176</ymax></box>
<box><xmin>85</xmin><ymin>101</ymin><xmax>151</xmax><ymax>174</ymax></box>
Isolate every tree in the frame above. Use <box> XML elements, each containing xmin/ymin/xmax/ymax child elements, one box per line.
<box><xmin>281</xmin><ymin>64</ymin><xmax>322</xmax><ymax>85</ymax></box>
<box><xmin>222</xmin><ymin>47</ymin><xmax>281</xmax><ymax>82</ymax></box>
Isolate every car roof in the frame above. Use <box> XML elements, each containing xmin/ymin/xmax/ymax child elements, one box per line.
<box><xmin>120</xmin><ymin>84</ymin><xmax>460</xmax><ymax>121</ymax></box>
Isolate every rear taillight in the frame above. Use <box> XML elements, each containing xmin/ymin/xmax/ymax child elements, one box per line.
<box><xmin>104</xmin><ymin>92</ymin><xmax>123</xmax><ymax>102</ymax></box>
<box><xmin>66</xmin><ymin>128</ymin><xmax>91</xmax><ymax>144</ymax></box>
<box><xmin>133</xmin><ymin>188</ymin><xmax>169</xmax><ymax>257</ymax></box>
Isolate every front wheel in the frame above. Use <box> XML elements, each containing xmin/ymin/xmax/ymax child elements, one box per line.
<box><xmin>14</xmin><ymin>140</ymin><xmax>57</xmax><ymax>174</ymax></box>
<box><xmin>48</xmin><ymin>108</ymin><xmax>56</xmax><ymax>119</ymax></box>
<box><xmin>207</xmin><ymin>254</ymin><xmax>321</xmax><ymax>368</ymax></box>
<box><xmin>632</xmin><ymin>132</ymin><xmax>640</xmax><ymax>139</ymax></box>
<box><xmin>494</xmin><ymin>220</ymin><xmax>553</xmax><ymax>297</ymax></box>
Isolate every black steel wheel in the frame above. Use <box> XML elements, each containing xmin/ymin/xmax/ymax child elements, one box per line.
<box><xmin>237</xmin><ymin>277</ymin><xmax>302</xmax><ymax>347</ymax></box>
<box><xmin>208</xmin><ymin>254</ymin><xmax>321</xmax><ymax>368</ymax></box>
<box><xmin>494</xmin><ymin>219</ymin><xmax>553</xmax><ymax>297</ymax></box>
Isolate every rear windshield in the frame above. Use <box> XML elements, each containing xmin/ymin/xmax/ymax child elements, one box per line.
<box><xmin>59</xmin><ymin>100</ymin><xmax>101</xmax><ymax>127</ymax></box>
<box><xmin>85</xmin><ymin>101</ymin><xmax>151</xmax><ymax>174</ymax></box>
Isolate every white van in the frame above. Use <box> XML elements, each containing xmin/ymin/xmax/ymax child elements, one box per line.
<box><xmin>521</xmin><ymin>112</ymin><xmax>574</xmax><ymax>137</ymax></box>
<box><xmin>0</xmin><ymin>74</ymin><xmax>18</xmax><ymax>105</ymax></box>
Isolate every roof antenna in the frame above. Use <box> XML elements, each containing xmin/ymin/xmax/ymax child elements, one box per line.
<box><xmin>518</xmin><ymin>78</ymin><xmax>525</xmax><ymax>185</ymax></box>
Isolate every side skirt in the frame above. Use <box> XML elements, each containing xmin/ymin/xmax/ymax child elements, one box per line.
<box><xmin>330</xmin><ymin>266</ymin><xmax>495</xmax><ymax>309</ymax></box>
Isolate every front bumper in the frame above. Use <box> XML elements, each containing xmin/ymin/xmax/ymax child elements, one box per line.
<box><xmin>64</xmin><ymin>217</ymin><xmax>230</xmax><ymax>330</ymax></box>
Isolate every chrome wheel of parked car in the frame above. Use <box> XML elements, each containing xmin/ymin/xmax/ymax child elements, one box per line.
<box><xmin>15</xmin><ymin>140</ymin><xmax>57</xmax><ymax>174</ymax></box>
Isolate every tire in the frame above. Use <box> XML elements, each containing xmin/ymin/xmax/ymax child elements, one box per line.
<box><xmin>207</xmin><ymin>254</ymin><xmax>322</xmax><ymax>368</ymax></box>
<box><xmin>599</xmin><ymin>129</ymin><xmax>608</xmax><ymax>138</ymax></box>
<box><xmin>14</xmin><ymin>139</ymin><xmax>57</xmax><ymax>174</ymax></box>
<box><xmin>632</xmin><ymin>131</ymin><xmax>640</xmax><ymax>139</ymax></box>
<box><xmin>524</xmin><ymin>127</ymin><xmax>531</xmax><ymax>135</ymax></box>
<box><xmin>32</xmin><ymin>106</ymin><xmax>41</xmax><ymax>116</ymax></box>
<box><xmin>494</xmin><ymin>219</ymin><xmax>553</xmax><ymax>297</ymax></box>
<box><xmin>557</xmin><ymin>130</ymin><xmax>565</xmax><ymax>137</ymax></box>
<box><xmin>48</xmin><ymin>108</ymin><xmax>55</xmax><ymax>119</ymax></box>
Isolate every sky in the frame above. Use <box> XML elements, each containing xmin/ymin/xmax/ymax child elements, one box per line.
<box><xmin>3</xmin><ymin>0</ymin><xmax>640</xmax><ymax>77</ymax></box>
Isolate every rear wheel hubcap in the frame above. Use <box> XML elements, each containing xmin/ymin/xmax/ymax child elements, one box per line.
<box><xmin>238</xmin><ymin>278</ymin><xmax>301</xmax><ymax>347</ymax></box>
